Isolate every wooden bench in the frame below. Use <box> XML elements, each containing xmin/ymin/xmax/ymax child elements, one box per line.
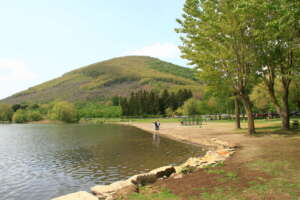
<box><xmin>292</xmin><ymin>120</ymin><xmax>299</xmax><ymax>128</ymax></box>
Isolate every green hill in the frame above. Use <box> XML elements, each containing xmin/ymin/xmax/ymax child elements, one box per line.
<box><xmin>1</xmin><ymin>56</ymin><xmax>201</xmax><ymax>104</ymax></box>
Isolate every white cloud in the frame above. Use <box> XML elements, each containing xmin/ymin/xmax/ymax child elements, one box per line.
<box><xmin>0</xmin><ymin>59</ymin><xmax>37</xmax><ymax>99</ymax></box>
<box><xmin>125</xmin><ymin>42</ymin><xmax>180</xmax><ymax>59</ymax></box>
<box><xmin>0</xmin><ymin>59</ymin><xmax>36</xmax><ymax>81</ymax></box>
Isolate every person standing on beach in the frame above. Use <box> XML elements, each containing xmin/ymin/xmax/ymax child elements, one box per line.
<box><xmin>153</xmin><ymin>120</ymin><xmax>160</xmax><ymax>131</ymax></box>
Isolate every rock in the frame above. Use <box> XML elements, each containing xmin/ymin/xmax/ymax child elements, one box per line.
<box><xmin>91</xmin><ymin>180</ymin><xmax>137</xmax><ymax>199</ymax></box>
<box><xmin>217</xmin><ymin>151</ymin><xmax>230</xmax><ymax>157</ymax></box>
<box><xmin>203</xmin><ymin>151</ymin><xmax>226</xmax><ymax>163</ymax></box>
<box><xmin>52</xmin><ymin>191</ymin><xmax>98</xmax><ymax>200</ymax></box>
<box><xmin>184</xmin><ymin>157</ymin><xmax>207</xmax><ymax>167</ymax></box>
<box><xmin>113</xmin><ymin>184</ymin><xmax>138</xmax><ymax>198</ymax></box>
<box><xmin>211</xmin><ymin>138</ymin><xmax>238</xmax><ymax>149</ymax></box>
<box><xmin>149</xmin><ymin>166</ymin><xmax>176</xmax><ymax>178</ymax></box>
<box><xmin>132</xmin><ymin>173</ymin><xmax>157</xmax><ymax>186</ymax></box>
<box><xmin>172</xmin><ymin>173</ymin><xmax>183</xmax><ymax>179</ymax></box>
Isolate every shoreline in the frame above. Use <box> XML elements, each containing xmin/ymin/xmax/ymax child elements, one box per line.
<box><xmin>53</xmin><ymin>122</ymin><xmax>238</xmax><ymax>200</ymax></box>
<box><xmin>117</xmin><ymin>122</ymin><xmax>214</xmax><ymax>150</ymax></box>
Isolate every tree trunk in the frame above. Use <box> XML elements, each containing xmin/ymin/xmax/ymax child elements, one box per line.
<box><xmin>265</xmin><ymin>81</ymin><xmax>290</xmax><ymax>129</ymax></box>
<box><xmin>281</xmin><ymin>84</ymin><xmax>290</xmax><ymax>129</ymax></box>
<box><xmin>240</xmin><ymin>95</ymin><xmax>255</xmax><ymax>135</ymax></box>
<box><xmin>234</xmin><ymin>97</ymin><xmax>241</xmax><ymax>129</ymax></box>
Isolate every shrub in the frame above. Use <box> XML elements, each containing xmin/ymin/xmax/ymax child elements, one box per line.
<box><xmin>27</xmin><ymin>111</ymin><xmax>43</xmax><ymax>121</ymax></box>
<box><xmin>165</xmin><ymin>107</ymin><xmax>174</xmax><ymax>117</ymax></box>
<box><xmin>181</xmin><ymin>98</ymin><xmax>202</xmax><ymax>115</ymax></box>
<box><xmin>49</xmin><ymin>101</ymin><xmax>78</xmax><ymax>123</ymax></box>
<box><xmin>76</xmin><ymin>102</ymin><xmax>121</xmax><ymax>118</ymax></box>
<box><xmin>13</xmin><ymin>110</ymin><xmax>29</xmax><ymax>123</ymax></box>
<box><xmin>0</xmin><ymin>104</ymin><xmax>13</xmax><ymax>121</ymax></box>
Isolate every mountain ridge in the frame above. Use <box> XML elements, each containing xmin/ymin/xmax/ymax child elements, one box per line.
<box><xmin>1</xmin><ymin>56</ymin><xmax>201</xmax><ymax>104</ymax></box>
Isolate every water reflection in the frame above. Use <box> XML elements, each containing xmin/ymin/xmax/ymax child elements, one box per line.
<box><xmin>152</xmin><ymin>133</ymin><xmax>160</xmax><ymax>147</ymax></box>
<box><xmin>0</xmin><ymin>124</ymin><xmax>204</xmax><ymax>200</ymax></box>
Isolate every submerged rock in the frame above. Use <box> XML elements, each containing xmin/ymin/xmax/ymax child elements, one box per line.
<box><xmin>52</xmin><ymin>191</ymin><xmax>97</xmax><ymax>200</ymax></box>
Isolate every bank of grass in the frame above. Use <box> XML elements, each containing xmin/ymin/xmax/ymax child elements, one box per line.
<box><xmin>120</xmin><ymin>187</ymin><xmax>180</xmax><ymax>200</ymax></box>
<box><xmin>120</xmin><ymin>121</ymin><xmax>300</xmax><ymax>200</ymax></box>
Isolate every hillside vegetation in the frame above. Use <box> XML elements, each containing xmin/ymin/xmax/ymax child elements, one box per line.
<box><xmin>1</xmin><ymin>56</ymin><xmax>200</xmax><ymax>104</ymax></box>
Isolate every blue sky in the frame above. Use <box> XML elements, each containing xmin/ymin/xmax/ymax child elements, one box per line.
<box><xmin>0</xmin><ymin>0</ymin><xmax>188</xmax><ymax>99</ymax></box>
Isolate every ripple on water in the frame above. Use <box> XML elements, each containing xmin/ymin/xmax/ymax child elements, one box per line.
<box><xmin>0</xmin><ymin>124</ymin><xmax>205</xmax><ymax>200</ymax></box>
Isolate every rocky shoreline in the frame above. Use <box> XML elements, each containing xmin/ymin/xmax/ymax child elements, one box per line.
<box><xmin>52</xmin><ymin>129</ymin><xmax>237</xmax><ymax>200</ymax></box>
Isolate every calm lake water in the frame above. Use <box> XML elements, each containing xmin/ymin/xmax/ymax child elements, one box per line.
<box><xmin>0</xmin><ymin>124</ymin><xmax>204</xmax><ymax>200</ymax></box>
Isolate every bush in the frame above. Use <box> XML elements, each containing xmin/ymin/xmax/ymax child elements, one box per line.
<box><xmin>0</xmin><ymin>104</ymin><xmax>13</xmax><ymax>121</ymax></box>
<box><xmin>165</xmin><ymin>107</ymin><xmax>174</xmax><ymax>117</ymax></box>
<box><xmin>76</xmin><ymin>102</ymin><xmax>121</xmax><ymax>118</ymax></box>
<box><xmin>13</xmin><ymin>110</ymin><xmax>29</xmax><ymax>123</ymax></box>
<box><xmin>27</xmin><ymin>111</ymin><xmax>43</xmax><ymax>121</ymax></box>
<box><xmin>181</xmin><ymin>98</ymin><xmax>202</xmax><ymax>115</ymax></box>
<box><xmin>49</xmin><ymin>101</ymin><xmax>78</xmax><ymax>123</ymax></box>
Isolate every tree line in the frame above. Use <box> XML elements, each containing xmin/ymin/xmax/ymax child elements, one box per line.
<box><xmin>120</xmin><ymin>89</ymin><xmax>193</xmax><ymax>116</ymax></box>
<box><xmin>0</xmin><ymin>101</ymin><xmax>121</xmax><ymax>123</ymax></box>
<box><xmin>176</xmin><ymin>0</ymin><xmax>300</xmax><ymax>134</ymax></box>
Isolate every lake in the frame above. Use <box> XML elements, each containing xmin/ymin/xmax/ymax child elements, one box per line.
<box><xmin>0</xmin><ymin>124</ymin><xmax>204</xmax><ymax>200</ymax></box>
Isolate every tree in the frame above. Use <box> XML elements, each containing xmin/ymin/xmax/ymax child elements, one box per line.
<box><xmin>159</xmin><ymin>89</ymin><xmax>170</xmax><ymax>114</ymax></box>
<box><xmin>243</xmin><ymin>0</ymin><xmax>300</xmax><ymax>129</ymax></box>
<box><xmin>12</xmin><ymin>109</ymin><xmax>29</xmax><ymax>123</ymax></box>
<box><xmin>176</xmin><ymin>0</ymin><xmax>258</xmax><ymax>134</ymax></box>
<box><xmin>181</xmin><ymin>98</ymin><xmax>201</xmax><ymax>115</ymax></box>
<box><xmin>0</xmin><ymin>104</ymin><xmax>13</xmax><ymax>121</ymax></box>
<box><xmin>165</xmin><ymin>107</ymin><xmax>174</xmax><ymax>117</ymax></box>
<box><xmin>49</xmin><ymin>101</ymin><xmax>78</xmax><ymax>123</ymax></box>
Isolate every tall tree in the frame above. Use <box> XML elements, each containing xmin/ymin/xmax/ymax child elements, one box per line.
<box><xmin>244</xmin><ymin>0</ymin><xmax>300</xmax><ymax>129</ymax></box>
<box><xmin>176</xmin><ymin>0</ymin><xmax>258</xmax><ymax>134</ymax></box>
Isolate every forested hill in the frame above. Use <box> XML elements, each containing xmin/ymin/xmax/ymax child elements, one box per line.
<box><xmin>1</xmin><ymin>56</ymin><xmax>201</xmax><ymax>104</ymax></box>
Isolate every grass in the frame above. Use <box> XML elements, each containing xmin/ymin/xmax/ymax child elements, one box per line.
<box><xmin>123</xmin><ymin>187</ymin><xmax>180</xmax><ymax>200</ymax></box>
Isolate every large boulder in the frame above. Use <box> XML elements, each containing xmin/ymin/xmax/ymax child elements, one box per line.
<box><xmin>91</xmin><ymin>180</ymin><xmax>137</xmax><ymax>200</ymax></box>
<box><xmin>130</xmin><ymin>173</ymin><xmax>157</xmax><ymax>186</ymax></box>
<box><xmin>149</xmin><ymin>166</ymin><xmax>176</xmax><ymax>178</ymax></box>
<box><xmin>52</xmin><ymin>191</ymin><xmax>98</xmax><ymax>200</ymax></box>
<box><xmin>202</xmin><ymin>151</ymin><xmax>226</xmax><ymax>163</ymax></box>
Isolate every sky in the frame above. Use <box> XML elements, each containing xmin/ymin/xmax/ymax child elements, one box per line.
<box><xmin>0</xmin><ymin>0</ymin><xmax>188</xmax><ymax>99</ymax></box>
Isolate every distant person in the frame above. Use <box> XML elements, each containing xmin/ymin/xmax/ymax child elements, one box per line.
<box><xmin>153</xmin><ymin>120</ymin><xmax>160</xmax><ymax>131</ymax></box>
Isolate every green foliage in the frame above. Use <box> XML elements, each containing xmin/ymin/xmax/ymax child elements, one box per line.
<box><xmin>127</xmin><ymin>187</ymin><xmax>179</xmax><ymax>200</ymax></box>
<box><xmin>27</xmin><ymin>111</ymin><xmax>43</xmax><ymax>121</ymax></box>
<box><xmin>12</xmin><ymin>110</ymin><xmax>29</xmax><ymax>123</ymax></box>
<box><xmin>165</xmin><ymin>107</ymin><xmax>174</xmax><ymax>117</ymax></box>
<box><xmin>0</xmin><ymin>104</ymin><xmax>13</xmax><ymax>121</ymax></box>
<box><xmin>12</xmin><ymin>109</ymin><xmax>43</xmax><ymax>123</ymax></box>
<box><xmin>206</xmin><ymin>169</ymin><xmax>225</xmax><ymax>175</ymax></box>
<box><xmin>49</xmin><ymin>101</ymin><xmax>78</xmax><ymax>123</ymax></box>
<box><xmin>147</xmin><ymin>59</ymin><xmax>197</xmax><ymax>81</ymax></box>
<box><xmin>76</xmin><ymin>102</ymin><xmax>121</xmax><ymax>118</ymax></box>
<box><xmin>120</xmin><ymin>89</ymin><xmax>193</xmax><ymax>116</ymax></box>
<box><xmin>181</xmin><ymin>98</ymin><xmax>202</xmax><ymax>115</ymax></box>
